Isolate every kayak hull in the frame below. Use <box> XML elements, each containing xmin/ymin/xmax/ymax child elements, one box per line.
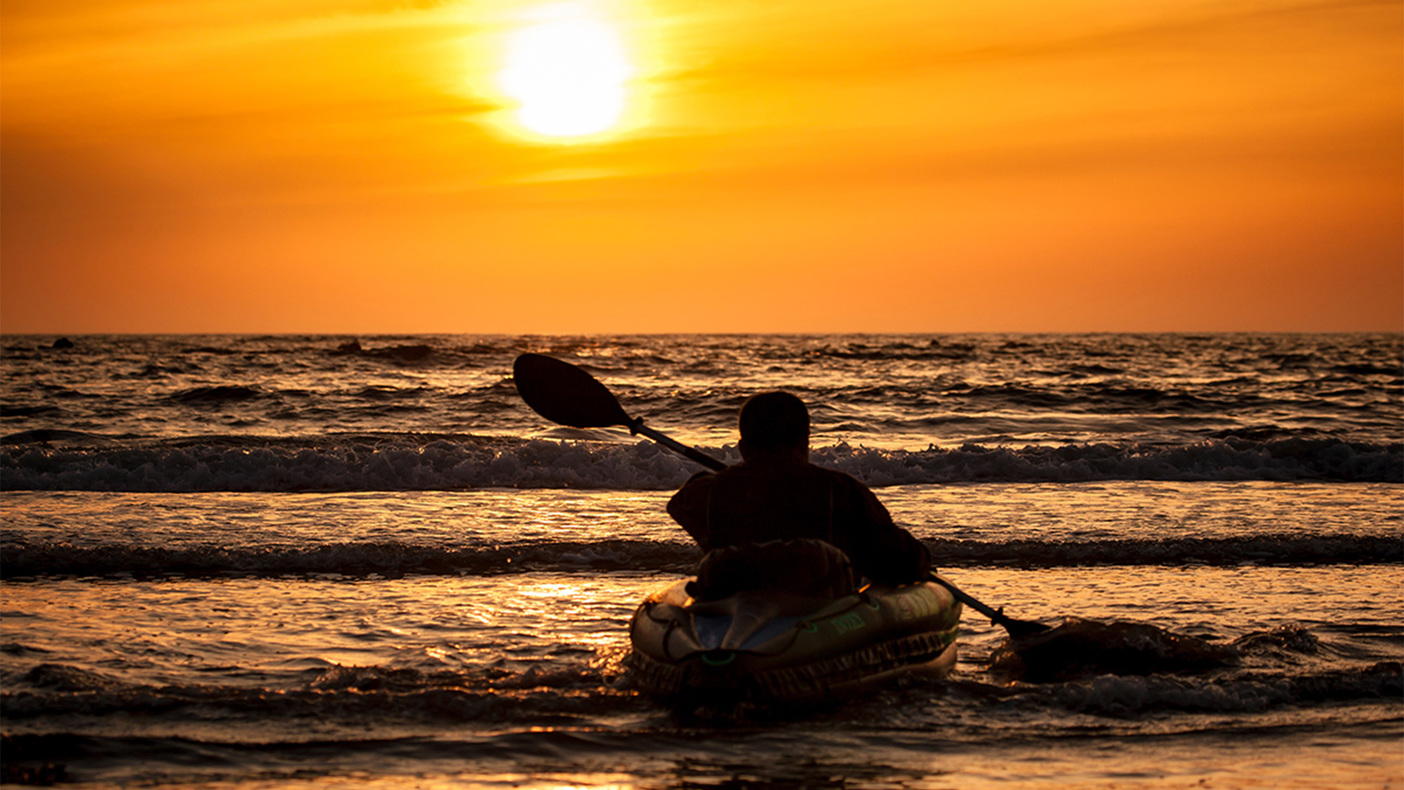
<box><xmin>627</xmin><ymin>577</ymin><xmax>962</xmax><ymax>707</ymax></box>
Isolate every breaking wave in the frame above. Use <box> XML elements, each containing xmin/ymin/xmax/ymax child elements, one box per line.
<box><xmin>2</xmin><ymin>435</ymin><xmax>1398</xmax><ymax>492</ymax></box>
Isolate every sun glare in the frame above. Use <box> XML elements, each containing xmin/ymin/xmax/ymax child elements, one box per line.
<box><xmin>498</xmin><ymin>5</ymin><xmax>633</xmax><ymax>140</ymax></box>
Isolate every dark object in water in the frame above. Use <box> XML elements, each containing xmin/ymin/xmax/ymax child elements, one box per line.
<box><xmin>378</xmin><ymin>344</ymin><xmax>433</xmax><ymax>362</ymax></box>
<box><xmin>0</xmin><ymin>429</ymin><xmax>97</xmax><ymax>445</ymax></box>
<box><xmin>331</xmin><ymin>339</ymin><xmax>364</xmax><ymax>355</ymax></box>
<box><xmin>0</xmin><ymin>762</ymin><xmax>66</xmax><ymax>787</ymax></box>
<box><xmin>50</xmin><ymin>338</ymin><xmax>74</xmax><ymax>350</ymax></box>
<box><xmin>172</xmin><ymin>385</ymin><xmax>261</xmax><ymax>403</ymax></box>
<box><xmin>989</xmin><ymin>618</ymin><xmax>1239</xmax><ymax>683</ymax></box>
<box><xmin>1</xmin><ymin>735</ymin><xmax>68</xmax><ymax>786</ymax></box>
<box><xmin>330</xmin><ymin>339</ymin><xmax>433</xmax><ymax>363</ymax></box>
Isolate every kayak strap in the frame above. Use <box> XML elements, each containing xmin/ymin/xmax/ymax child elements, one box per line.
<box><xmin>626</xmin><ymin>625</ymin><xmax>959</xmax><ymax>703</ymax></box>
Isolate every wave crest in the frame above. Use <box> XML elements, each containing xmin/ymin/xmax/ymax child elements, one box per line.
<box><xmin>1</xmin><ymin>436</ymin><xmax>1399</xmax><ymax>492</ymax></box>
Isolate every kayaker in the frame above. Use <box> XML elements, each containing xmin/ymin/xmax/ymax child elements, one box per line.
<box><xmin>667</xmin><ymin>391</ymin><xmax>931</xmax><ymax>600</ymax></box>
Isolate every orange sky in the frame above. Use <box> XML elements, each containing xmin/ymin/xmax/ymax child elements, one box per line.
<box><xmin>3</xmin><ymin>0</ymin><xmax>1401</xmax><ymax>333</ymax></box>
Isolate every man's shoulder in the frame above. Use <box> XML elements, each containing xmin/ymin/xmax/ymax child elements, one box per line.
<box><xmin>674</xmin><ymin>469</ymin><xmax>720</xmax><ymax>494</ymax></box>
<box><xmin>807</xmin><ymin>461</ymin><xmax>864</xmax><ymax>484</ymax></box>
<box><xmin>794</xmin><ymin>462</ymin><xmax>876</xmax><ymax>500</ymax></box>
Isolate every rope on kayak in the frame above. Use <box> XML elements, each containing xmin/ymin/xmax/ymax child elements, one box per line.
<box><xmin>625</xmin><ymin>626</ymin><xmax>959</xmax><ymax>703</ymax></box>
<box><xmin>753</xmin><ymin>627</ymin><xmax>958</xmax><ymax>701</ymax></box>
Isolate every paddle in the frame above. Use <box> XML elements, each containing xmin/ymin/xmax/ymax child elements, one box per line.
<box><xmin>512</xmin><ymin>352</ymin><xmax>1049</xmax><ymax>638</ymax></box>
<box><xmin>513</xmin><ymin>353</ymin><xmax>725</xmax><ymax>471</ymax></box>
<box><xmin>928</xmin><ymin>577</ymin><xmax>1049</xmax><ymax>638</ymax></box>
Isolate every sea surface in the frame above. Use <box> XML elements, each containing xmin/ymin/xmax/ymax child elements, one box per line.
<box><xmin>1</xmin><ymin>333</ymin><xmax>1400</xmax><ymax>788</ymax></box>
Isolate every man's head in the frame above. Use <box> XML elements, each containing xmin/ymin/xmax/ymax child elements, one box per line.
<box><xmin>738</xmin><ymin>391</ymin><xmax>809</xmax><ymax>461</ymax></box>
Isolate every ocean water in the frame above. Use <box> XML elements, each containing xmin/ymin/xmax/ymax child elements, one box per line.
<box><xmin>1</xmin><ymin>333</ymin><xmax>1400</xmax><ymax>788</ymax></box>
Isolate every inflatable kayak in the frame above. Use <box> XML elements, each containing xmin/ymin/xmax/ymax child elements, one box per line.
<box><xmin>626</xmin><ymin>577</ymin><xmax>962</xmax><ymax>707</ymax></box>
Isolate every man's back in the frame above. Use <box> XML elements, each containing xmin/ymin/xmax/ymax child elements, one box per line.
<box><xmin>667</xmin><ymin>457</ymin><xmax>929</xmax><ymax>586</ymax></box>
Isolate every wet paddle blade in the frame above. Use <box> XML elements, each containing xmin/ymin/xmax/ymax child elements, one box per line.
<box><xmin>513</xmin><ymin>353</ymin><xmax>633</xmax><ymax>428</ymax></box>
<box><xmin>1002</xmin><ymin>617</ymin><xmax>1054</xmax><ymax>639</ymax></box>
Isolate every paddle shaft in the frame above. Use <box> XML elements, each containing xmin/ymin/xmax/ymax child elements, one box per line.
<box><xmin>929</xmin><ymin>577</ymin><xmax>1003</xmax><ymax>621</ymax></box>
<box><xmin>927</xmin><ymin>576</ymin><xmax>1046</xmax><ymax>637</ymax></box>
<box><xmin>631</xmin><ymin>421</ymin><xmax>727</xmax><ymax>472</ymax></box>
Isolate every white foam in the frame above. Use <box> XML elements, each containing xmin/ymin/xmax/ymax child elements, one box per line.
<box><xmin>0</xmin><ymin>436</ymin><xmax>1397</xmax><ymax>492</ymax></box>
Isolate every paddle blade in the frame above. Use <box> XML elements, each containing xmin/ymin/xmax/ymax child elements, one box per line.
<box><xmin>1002</xmin><ymin>617</ymin><xmax>1054</xmax><ymax>640</ymax></box>
<box><xmin>513</xmin><ymin>353</ymin><xmax>632</xmax><ymax>428</ymax></box>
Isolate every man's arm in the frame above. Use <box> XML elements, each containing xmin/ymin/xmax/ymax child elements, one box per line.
<box><xmin>846</xmin><ymin>482</ymin><xmax>931</xmax><ymax>585</ymax></box>
<box><xmin>666</xmin><ymin>471</ymin><xmax>717</xmax><ymax>549</ymax></box>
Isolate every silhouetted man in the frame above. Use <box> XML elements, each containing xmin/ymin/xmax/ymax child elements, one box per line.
<box><xmin>667</xmin><ymin>391</ymin><xmax>931</xmax><ymax>600</ymax></box>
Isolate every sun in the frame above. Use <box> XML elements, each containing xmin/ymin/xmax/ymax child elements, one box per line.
<box><xmin>498</xmin><ymin>5</ymin><xmax>634</xmax><ymax>140</ymax></box>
